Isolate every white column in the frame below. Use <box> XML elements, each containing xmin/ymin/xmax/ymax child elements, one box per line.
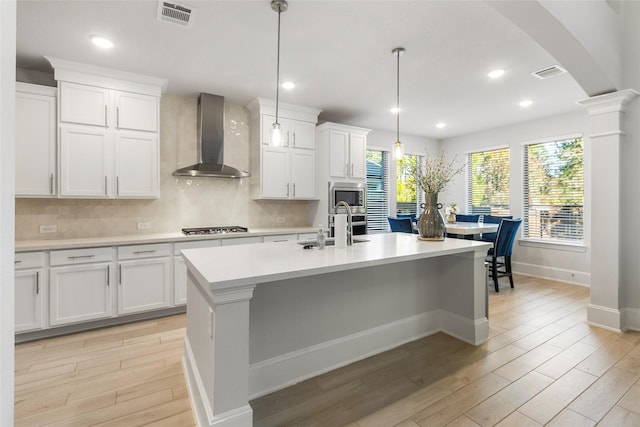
<box><xmin>578</xmin><ymin>89</ymin><xmax>638</xmax><ymax>331</ymax></box>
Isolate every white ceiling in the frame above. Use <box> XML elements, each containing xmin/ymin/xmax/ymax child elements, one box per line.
<box><xmin>16</xmin><ymin>0</ymin><xmax>589</xmax><ymax>139</ymax></box>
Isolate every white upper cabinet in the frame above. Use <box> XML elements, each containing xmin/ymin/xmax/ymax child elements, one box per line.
<box><xmin>247</xmin><ymin>98</ymin><xmax>321</xmax><ymax>200</ymax></box>
<box><xmin>15</xmin><ymin>83</ymin><xmax>57</xmax><ymax>197</ymax></box>
<box><xmin>316</xmin><ymin>122</ymin><xmax>370</xmax><ymax>182</ymax></box>
<box><xmin>47</xmin><ymin>57</ymin><xmax>166</xmax><ymax>199</ymax></box>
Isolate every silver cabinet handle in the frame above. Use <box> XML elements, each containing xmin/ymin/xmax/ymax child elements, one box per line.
<box><xmin>14</xmin><ymin>260</ymin><xmax>22</xmax><ymax>265</ymax></box>
<box><xmin>293</xmin><ymin>183</ymin><xmax>296</xmax><ymax>197</ymax></box>
<box><xmin>133</xmin><ymin>250</ymin><xmax>156</xmax><ymax>255</ymax></box>
<box><xmin>104</xmin><ymin>105</ymin><xmax>108</xmax><ymax>127</ymax></box>
<box><xmin>286</xmin><ymin>182</ymin><xmax>290</xmax><ymax>197</ymax></box>
<box><xmin>104</xmin><ymin>176</ymin><xmax>108</xmax><ymax>196</ymax></box>
<box><xmin>116</xmin><ymin>176</ymin><xmax>120</xmax><ymax>196</ymax></box>
<box><xmin>50</xmin><ymin>174</ymin><xmax>54</xmax><ymax>195</ymax></box>
<box><xmin>119</xmin><ymin>264</ymin><xmax>122</xmax><ymax>285</ymax></box>
<box><xmin>345</xmin><ymin>163</ymin><xmax>349</xmax><ymax>175</ymax></box>
<box><xmin>116</xmin><ymin>106</ymin><xmax>120</xmax><ymax>129</ymax></box>
<box><xmin>67</xmin><ymin>255</ymin><xmax>95</xmax><ymax>260</ymax></box>
<box><xmin>286</xmin><ymin>131</ymin><xmax>290</xmax><ymax>147</ymax></box>
<box><xmin>351</xmin><ymin>163</ymin><xmax>354</xmax><ymax>176</ymax></box>
<box><xmin>36</xmin><ymin>271</ymin><xmax>40</xmax><ymax>295</ymax></box>
<box><xmin>292</xmin><ymin>131</ymin><xmax>296</xmax><ymax>147</ymax></box>
<box><xmin>106</xmin><ymin>266</ymin><xmax>110</xmax><ymax>286</ymax></box>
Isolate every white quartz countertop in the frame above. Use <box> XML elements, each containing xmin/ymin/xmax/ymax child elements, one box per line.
<box><xmin>15</xmin><ymin>227</ymin><xmax>317</xmax><ymax>252</ymax></box>
<box><xmin>182</xmin><ymin>233</ymin><xmax>492</xmax><ymax>291</ymax></box>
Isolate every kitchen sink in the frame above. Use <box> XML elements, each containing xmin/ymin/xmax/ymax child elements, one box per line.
<box><xmin>297</xmin><ymin>237</ymin><xmax>369</xmax><ymax>247</ymax></box>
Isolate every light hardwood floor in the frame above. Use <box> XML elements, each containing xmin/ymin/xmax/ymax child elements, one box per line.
<box><xmin>15</xmin><ymin>275</ymin><xmax>640</xmax><ymax>426</ymax></box>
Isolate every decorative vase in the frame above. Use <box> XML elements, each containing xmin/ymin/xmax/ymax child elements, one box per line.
<box><xmin>447</xmin><ymin>213</ymin><xmax>456</xmax><ymax>223</ymax></box>
<box><xmin>418</xmin><ymin>192</ymin><xmax>446</xmax><ymax>240</ymax></box>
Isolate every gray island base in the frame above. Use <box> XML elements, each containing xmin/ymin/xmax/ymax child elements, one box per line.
<box><xmin>181</xmin><ymin>233</ymin><xmax>491</xmax><ymax>427</ymax></box>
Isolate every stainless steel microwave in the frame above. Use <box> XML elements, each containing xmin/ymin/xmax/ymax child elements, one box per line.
<box><xmin>329</xmin><ymin>182</ymin><xmax>366</xmax><ymax>214</ymax></box>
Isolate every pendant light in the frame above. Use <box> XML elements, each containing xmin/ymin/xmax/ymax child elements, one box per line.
<box><xmin>270</xmin><ymin>0</ymin><xmax>288</xmax><ymax>147</ymax></box>
<box><xmin>392</xmin><ymin>47</ymin><xmax>406</xmax><ymax>159</ymax></box>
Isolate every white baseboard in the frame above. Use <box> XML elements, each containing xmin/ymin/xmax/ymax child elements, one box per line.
<box><xmin>623</xmin><ymin>307</ymin><xmax>640</xmax><ymax>332</ymax></box>
<box><xmin>439</xmin><ymin>310</ymin><xmax>489</xmax><ymax>346</ymax></box>
<box><xmin>249</xmin><ymin>309</ymin><xmax>470</xmax><ymax>399</ymax></box>
<box><xmin>586</xmin><ymin>304</ymin><xmax>625</xmax><ymax>332</ymax></box>
<box><xmin>512</xmin><ymin>261</ymin><xmax>590</xmax><ymax>287</ymax></box>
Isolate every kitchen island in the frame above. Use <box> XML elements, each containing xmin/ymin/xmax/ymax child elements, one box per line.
<box><xmin>181</xmin><ymin>233</ymin><xmax>491</xmax><ymax>427</ymax></box>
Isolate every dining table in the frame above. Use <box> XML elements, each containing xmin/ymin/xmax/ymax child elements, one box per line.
<box><xmin>445</xmin><ymin>221</ymin><xmax>499</xmax><ymax>238</ymax></box>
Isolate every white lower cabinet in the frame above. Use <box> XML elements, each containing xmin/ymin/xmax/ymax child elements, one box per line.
<box><xmin>173</xmin><ymin>256</ymin><xmax>188</xmax><ymax>306</ymax></box>
<box><xmin>50</xmin><ymin>263</ymin><xmax>113</xmax><ymax>326</ymax></box>
<box><xmin>117</xmin><ymin>258</ymin><xmax>171</xmax><ymax>315</ymax></box>
<box><xmin>15</xmin><ymin>252</ymin><xmax>45</xmax><ymax>332</ymax></box>
<box><xmin>117</xmin><ymin>243</ymin><xmax>171</xmax><ymax>315</ymax></box>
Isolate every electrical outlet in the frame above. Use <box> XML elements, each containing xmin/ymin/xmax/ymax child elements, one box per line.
<box><xmin>39</xmin><ymin>225</ymin><xmax>57</xmax><ymax>233</ymax></box>
<box><xmin>208</xmin><ymin>307</ymin><xmax>214</xmax><ymax>338</ymax></box>
<box><xmin>137</xmin><ymin>222</ymin><xmax>151</xmax><ymax>230</ymax></box>
<box><xmin>276</xmin><ymin>217</ymin><xmax>285</xmax><ymax>223</ymax></box>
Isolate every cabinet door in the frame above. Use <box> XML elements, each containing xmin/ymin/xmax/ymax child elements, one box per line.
<box><xmin>115</xmin><ymin>132</ymin><xmax>159</xmax><ymax>198</ymax></box>
<box><xmin>59</xmin><ymin>82</ymin><xmax>109</xmax><ymax>127</ymax></box>
<box><xmin>290</xmin><ymin>120</ymin><xmax>316</xmax><ymax>150</ymax></box>
<box><xmin>291</xmin><ymin>150</ymin><xmax>315</xmax><ymax>199</ymax></box>
<box><xmin>115</xmin><ymin>91</ymin><xmax>158</xmax><ymax>132</ymax></box>
<box><xmin>15</xmin><ymin>269</ymin><xmax>43</xmax><ymax>332</ymax></box>
<box><xmin>349</xmin><ymin>133</ymin><xmax>367</xmax><ymax>179</ymax></box>
<box><xmin>15</xmin><ymin>90</ymin><xmax>56</xmax><ymax>197</ymax></box>
<box><xmin>173</xmin><ymin>256</ymin><xmax>187</xmax><ymax>306</ymax></box>
<box><xmin>261</xmin><ymin>146</ymin><xmax>290</xmax><ymax>198</ymax></box>
<box><xmin>50</xmin><ymin>263</ymin><xmax>113</xmax><ymax>326</ymax></box>
<box><xmin>118</xmin><ymin>258</ymin><xmax>171</xmax><ymax>315</ymax></box>
<box><xmin>59</xmin><ymin>126</ymin><xmax>111</xmax><ymax>197</ymax></box>
<box><xmin>329</xmin><ymin>130</ymin><xmax>349</xmax><ymax>178</ymax></box>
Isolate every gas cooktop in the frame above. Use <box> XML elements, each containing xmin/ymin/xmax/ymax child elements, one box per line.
<box><xmin>182</xmin><ymin>226</ymin><xmax>248</xmax><ymax>236</ymax></box>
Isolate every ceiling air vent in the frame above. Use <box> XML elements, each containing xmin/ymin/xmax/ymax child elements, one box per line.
<box><xmin>157</xmin><ymin>1</ymin><xmax>195</xmax><ymax>28</ymax></box>
<box><xmin>531</xmin><ymin>65</ymin><xmax>567</xmax><ymax>80</ymax></box>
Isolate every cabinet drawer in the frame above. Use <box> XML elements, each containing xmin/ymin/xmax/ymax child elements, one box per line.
<box><xmin>15</xmin><ymin>252</ymin><xmax>44</xmax><ymax>269</ymax></box>
<box><xmin>263</xmin><ymin>234</ymin><xmax>297</xmax><ymax>243</ymax></box>
<box><xmin>118</xmin><ymin>243</ymin><xmax>171</xmax><ymax>260</ymax></box>
<box><xmin>174</xmin><ymin>239</ymin><xmax>221</xmax><ymax>255</ymax></box>
<box><xmin>220</xmin><ymin>236</ymin><xmax>262</xmax><ymax>246</ymax></box>
<box><xmin>298</xmin><ymin>233</ymin><xmax>318</xmax><ymax>240</ymax></box>
<box><xmin>51</xmin><ymin>247</ymin><xmax>113</xmax><ymax>266</ymax></box>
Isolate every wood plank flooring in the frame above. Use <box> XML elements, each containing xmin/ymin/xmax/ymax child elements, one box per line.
<box><xmin>15</xmin><ymin>275</ymin><xmax>640</xmax><ymax>426</ymax></box>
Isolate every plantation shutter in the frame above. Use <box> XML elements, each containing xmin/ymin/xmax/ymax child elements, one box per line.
<box><xmin>522</xmin><ymin>137</ymin><xmax>583</xmax><ymax>241</ymax></box>
<box><xmin>366</xmin><ymin>150</ymin><xmax>389</xmax><ymax>231</ymax></box>
<box><xmin>466</xmin><ymin>148</ymin><xmax>510</xmax><ymax>216</ymax></box>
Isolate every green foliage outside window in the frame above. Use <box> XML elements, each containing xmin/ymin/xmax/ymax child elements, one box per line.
<box><xmin>397</xmin><ymin>155</ymin><xmax>418</xmax><ymax>203</ymax></box>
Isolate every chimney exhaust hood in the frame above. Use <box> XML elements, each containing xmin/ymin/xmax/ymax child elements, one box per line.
<box><xmin>173</xmin><ymin>93</ymin><xmax>250</xmax><ymax>178</ymax></box>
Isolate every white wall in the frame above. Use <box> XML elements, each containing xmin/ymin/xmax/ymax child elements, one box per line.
<box><xmin>619</xmin><ymin>1</ymin><xmax>640</xmax><ymax>320</ymax></box>
<box><xmin>442</xmin><ymin>111</ymin><xmax>591</xmax><ymax>285</ymax></box>
<box><xmin>1</xmin><ymin>1</ymin><xmax>16</xmax><ymax>425</ymax></box>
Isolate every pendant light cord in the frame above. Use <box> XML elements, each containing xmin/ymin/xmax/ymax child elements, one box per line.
<box><xmin>396</xmin><ymin>49</ymin><xmax>400</xmax><ymax>143</ymax></box>
<box><xmin>275</xmin><ymin>6</ymin><xmax>281</xmax><ymax>123</ymax></box>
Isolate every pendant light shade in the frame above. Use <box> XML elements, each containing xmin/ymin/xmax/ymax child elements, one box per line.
<box><xmin>270</xmin><ymin>0</ymin><xmax>288</xmax><ymax>147</ymax></box>
<box><xmin>392</xmin><ymin>47</ymin><xmax>405</xmax><ymax>159</ymax></box>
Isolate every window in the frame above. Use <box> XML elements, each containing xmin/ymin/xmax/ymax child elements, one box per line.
<box><xmin>523</xmin><ymin>136</ymin><xmax>583</xmax><ymax>242</ymax></box>
<box><xmin>366</xmin><ymin>150</ymin><xmax>389</xmax><ymax>231</ymax></box>
<box><xmin>397</xmin><ymin>154</ymin><xmax>422</xmax><ymax>216</ymax></box>
<box><xmin>466</xmin><ymin>148</ymin><xmax>510</xmax><ymax>216</ymax></box>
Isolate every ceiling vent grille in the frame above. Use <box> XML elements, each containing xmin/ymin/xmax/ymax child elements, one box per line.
<box><xmin>531</xmin><ymin>65</ymin><xmax>567</xmax><ymax>79</ymax></box>
<box><xmin>157</xmin><ymin>1</ymin><xmax>195</xmax><ymax>28</ymax></box>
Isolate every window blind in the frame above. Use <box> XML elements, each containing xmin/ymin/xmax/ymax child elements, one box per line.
<box><xmin>522</xmin><ymin>137</ymin><xmax>583</xmax><ymax>241</ymax></box>
<box><xmin>466</xmin><ymin>148</ymin><xmax>510</xmax><ymax>216</ymax></box>
<box><xmin>366</xmin><ymin>150</ymin><xmax>389</xmax><ymax>231</ymax></box>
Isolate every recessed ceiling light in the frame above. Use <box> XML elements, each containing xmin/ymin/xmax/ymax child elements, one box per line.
<box><xmin>281</xmin><ymin>81</ymin><xmax>295</xmax><ymax>90</ymax></box>
<box><xmin>519</xmin><ymin>99</ymin><xmax>533</xmax><ymax>108</ymax></box>
<box><xmin>488</xmin><ymin>69</ymin><xmax>505</xmax><ymax>79</ymax></box>
<box><xmin>390</xmin><ymin>106</ymin><xmax>401</xmax><ymax>114</ymax></box>
<box><xmin>436</xmin><ymin>122</ymin><xmax>447</xmax><ymax>129</ymax></box>
<box><xmin>90</xmin><ymin>35</ymin><xmax>113</xmax><ymax>49</ymax></box>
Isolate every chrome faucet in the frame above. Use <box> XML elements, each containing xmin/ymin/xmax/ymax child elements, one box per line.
<box><xmin>334</xmin><ymin>201</ymin><xmax>353</xmax><ymax>246</ymax></box>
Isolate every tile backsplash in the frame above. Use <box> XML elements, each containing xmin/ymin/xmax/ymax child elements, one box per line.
<box><xmin>15</xmin><ymin>94</ymin><xmax>317</xmax><ymax>240</ymax></box>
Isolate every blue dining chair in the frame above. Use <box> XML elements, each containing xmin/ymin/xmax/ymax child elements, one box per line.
<box><xmin>397</xmin><ymin>213</ymin><xmax>417</xmax><ymax>223</ymax></box>
<box><xmin>455</xmin><ymin>214</ymin><xmax>479</xmax><ymax>223</ymax></box>
<box><xmin>480</xmin><ymin>215</ymin><xmax>513</xmax><ymax>242</ymax></box>
<box><xmin>486</xmin><ymin>218</ymin><xmax>522</xmax><ymax>292</ymax></box>
<box><xmin>388</xmin><ymin>217</ymin><xmax>415</xmax><ymax>234</ymax></box>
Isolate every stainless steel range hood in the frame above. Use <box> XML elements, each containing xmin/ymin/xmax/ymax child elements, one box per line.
<box><xmin>173</xmin><ymin>93</ymin><xmax>250</xmax><ymax>178</ymax></box>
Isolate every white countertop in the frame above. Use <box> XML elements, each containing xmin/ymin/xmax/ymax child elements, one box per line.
<box><xmin>15</xmin><ymin>227</ymin><xmax>317</xmax><ymax>252</ymax></box>
<box><xmin>182</xmin><ymin>233</ymin><xmax>492</xmax><ymax>291</ymax></box>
